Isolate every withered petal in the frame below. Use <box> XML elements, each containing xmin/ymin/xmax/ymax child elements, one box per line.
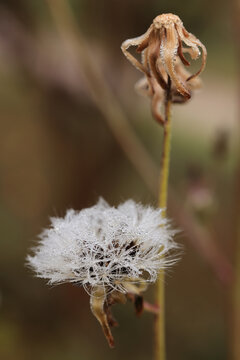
<box><xmin>148</xmin><ymin>33</ymin><xmax>168</xmax><ymax>90</ymax></box>
<box><xmin>137</xmin><ymin>36</ymin><xmax>150</xmax><ymax>53</ymax></box>
<box><xmin>177</xmin><ymin>32</ymin><xmax>190</xmax><ymax>66</ymax></box>
<box><xmin>185</xmin><ymin>34</ymin><xmax>207</xmax><ymax>81</ymax></box>
<box><xmin>161</xmin><ymin>24</ymin><xmax>190</xmax><ymax>98</ymax></box>
<box><xmin>121</xmin><ymin>24</ymin><xmax>154</xmax><ymax>76</ymax></box>
<box><xmin>90</xmin><ymin>288</ymin><xmax>115</xmax><ymax>348</ymax></box>
<box><xmin>179</xmin><ymin>27</ymin><xmax>201</xmax><ymax>59</ymax></box>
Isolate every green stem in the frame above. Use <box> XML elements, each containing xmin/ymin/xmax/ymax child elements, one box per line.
<box><xmin>232</xmin><ymin>162</ymin><xmax>240</xmax><ymax>360</ymax></box>
<box><xmin>154</xmin><ymin>78</ymin><xmax>172</xmax><ymax>360</ymax></box>
<box><xmin>233</xmin><ymin>226</ymin><xmax>240</xmax><ymax>359</ymax></box>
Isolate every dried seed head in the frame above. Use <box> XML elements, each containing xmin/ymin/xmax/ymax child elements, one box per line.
<box><xmin>121</xmin><ymin>13</ymin><xmax>207</xmax><ymax>123</ymax></box>
<box><xmin>27</xmin><ymin>198</ymin><xmax>178</xmax><ymax>293</ymax></box>
<box><xmin>26</xmin><ymin>198</ymin><xmax>179</xmax><ymax>347</ymax></box>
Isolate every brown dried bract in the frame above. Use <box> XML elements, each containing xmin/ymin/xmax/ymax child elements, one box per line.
<box><xmin>121</xmin><ymin>13</ymin><xmax>207</xmax><ymax>124</ymax></box>
<box><xmin>90</xmin><ymin>282</ymin><xmax>159</xmax><ymax>347</ymax></box>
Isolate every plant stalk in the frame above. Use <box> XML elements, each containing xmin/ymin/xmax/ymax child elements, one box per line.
<box><xmin>232</xmin><ymin>1</ymin><xmax>240</xmax><ymax>357</ymax></box>
<box><xmin>154</xmin><ymin>77</ymin><xmax>172</xmax><ymax>360</ymax></box>
<box><xmin>44</xmin><ymin>0</ymin><xmax>158</xmax><ymax>195</ymax></box>
<box><xmin>233</xmin><ymin>221</ymin><xmax>240</xmax><ymax>359</ymax></box>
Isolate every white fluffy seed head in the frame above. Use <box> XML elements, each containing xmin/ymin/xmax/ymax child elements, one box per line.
<box><xmin>27</xmin><ymin>198</ymin><xmax>179</xmax><ymax>294</ymax></box>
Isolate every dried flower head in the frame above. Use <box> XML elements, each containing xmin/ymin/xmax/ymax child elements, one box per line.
<box><xmin>135</xmin><ymin>57</ymin><xmax>202</xmax><ymax>122</ymax></box>
<box><xmin>27</xmin><ymin>198</ymin><xmax>178</xmax><ymax>347</ymax></box>
<box><xmin>121</xmin><ymin>13</ymin><xmax>207</xmax><ymax>123</ymax></box>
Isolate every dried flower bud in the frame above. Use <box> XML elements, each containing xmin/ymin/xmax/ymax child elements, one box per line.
<box><xmin>121</xmin><ymin>13</ymin><xmax>207</xmax><ymax>123</ymax></box>
<box><xmin>27</xmin><ymin>198</ymin><xmax>178</xmax><ymax>347</ymax></box>
<box><xmin>135</xmin><ymin>57</ymin><xmax>202</xmax><ymax>122</ymax></box>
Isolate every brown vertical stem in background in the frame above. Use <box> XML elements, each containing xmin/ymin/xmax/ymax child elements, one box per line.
<box><xmin>45</xmin><ymin>0</ymin><xmax>158</xmax><ymax>195</ymax></box>
<box><xmin>233</xmin><ymin>218</ymin><xmax>240</xmax><ymax>360</ymax></box>
<box><xmin>155</xmin><ymin>77</ymin><xmax>172</xmax><ymax>360</ymax></box>
<box><xmin>232</xmin><ymin>57</ymin><xmax>240</xmax><ymax>360</ymax></box>
<box><xmin>232</xmin><ymin>0</ymin><xmax>240</xmax><ymax>359</ymax></box>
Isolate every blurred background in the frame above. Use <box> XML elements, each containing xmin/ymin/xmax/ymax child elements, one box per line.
<box><xmin>0</xmin><ymin>0</ymin><xmax>239</xmax><ymax>359</ymax></box>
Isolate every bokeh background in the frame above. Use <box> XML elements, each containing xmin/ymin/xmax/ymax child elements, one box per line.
<box><xmin>0</xmin><ymin>0</ymin><xmax>239</xmax><ymax>359</ymax></box>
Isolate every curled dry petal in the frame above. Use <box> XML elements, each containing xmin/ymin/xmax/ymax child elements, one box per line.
<box><xmin>90</xmin><ymin>287</ymin><xmax>115</xmax><ymax>348</ymax></box>
<box><xmin>121</xmin><ymin>13</ymin><xmax>207</xmax><ymax>122</ymax></box>
<box><xmin>176</xmin><ymin>25</ymin><xmax>207</xmax><ymax>81</ymax></box>
<box><xmin>90</xmin><ymin>281</ymin><xmax>158</xmax><ymax>346</ymax></box>
<box><xmin>160</xmin><ymin>23</ymin><xmax>190</xmax><ymax>98</ymax></box>
<box><xmin>121</xmin><ymin>24</ymin><xmax>154</xmax><ymax>76</ymax></box>
<box><xmin>148</xmin><ymin>30</ymin><xmax>168</xmax><ymax>90</ymax></box>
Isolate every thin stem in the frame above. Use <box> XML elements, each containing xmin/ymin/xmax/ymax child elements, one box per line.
<box><xmin>231</xmin><ymin>0</ymin><xmax>240</xmax><ymax>356</ymax></box>
<box><xmin>158</xmin><ymin>79</ymin><xmax>172</xmax><ymax>215</ymax></box>
<box><xmin>233</xmin><ymin>221</ymin><xmax>240</xmax><ymax>359</ymax></box>
<box><xmin>154</xmin><ymin>77</ymin><xmax>172</xmax><ymax>360</ymax></box>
